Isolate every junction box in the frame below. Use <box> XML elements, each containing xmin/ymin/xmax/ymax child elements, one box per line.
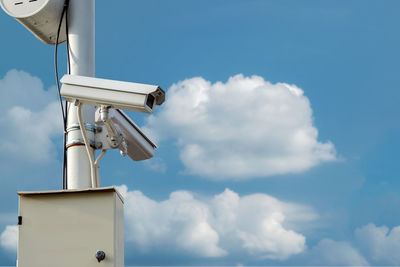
<box><xmin>17</xmin><ymin>187</ymin><xmax>124</xmax><ymax>267</ymax></box>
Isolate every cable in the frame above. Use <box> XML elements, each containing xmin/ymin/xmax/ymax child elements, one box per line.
<box><xmin>95</xmin><ymin>150</ymin><xmax>107</xmax><ymax>187</ymax></box>
<box><xmin>64</xmin><ymin>0</ymin><xmax>70</xmax><ymax>189</ymax></box>
<box><xmin>55</xmin><ymin>7</ymin><xmax>66</xmax><ymax>123</ymax></box>
<box><xmin>65</xmin><ymin>0</ymin><xmax>71</xmax><ymax>75</ymax></box>
<box><xmin>55</xmin><ymin>0</ymin><xmax>70</xmax><ymax>189</ymax></box>
<box><xmin>77</xmin><ymin>103</ymin><xmax>97</xmax><ymax>188</ymax></box>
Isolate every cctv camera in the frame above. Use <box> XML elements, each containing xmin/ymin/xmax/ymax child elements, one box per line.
<box><xmin>60</xmin><ymin>75</ymin><xmax>165</xmax><ymax>113</ymax></box>
<box><xmin>0</xmin><ymin>0</ymin><xmax>67</xmax><ymax>44</ymax></box>
<box><xmin>95</xmin><ymin>108</ymin><xmax>157</xmax><ymax>161</ymax></box>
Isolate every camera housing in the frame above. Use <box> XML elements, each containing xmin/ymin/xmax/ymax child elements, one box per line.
<box><xmin>61</xmin><ymin>75</ymin><xmax>165</xmax><ymax>113</ymax></box>
<box><xmin>0</xmin><ymin>0</ymin><xmax>66</xmax><ymax>44</ymax></box>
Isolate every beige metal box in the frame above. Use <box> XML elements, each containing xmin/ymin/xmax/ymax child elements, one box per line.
<box><xmin>17</xmin><ymin>187</ymin><xmax>124</xmax><ymax>267</ymax></box>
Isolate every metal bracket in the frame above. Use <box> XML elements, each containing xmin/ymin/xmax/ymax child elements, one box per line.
<box><xmin>94</xmin><ymin>126</ymin><xmax>122</xmax><ymax>150</ymax></box>
<box><xmin>94</xmin><ymin>106</ymin><xmax>124</xmax><ymax>151</ymax></box>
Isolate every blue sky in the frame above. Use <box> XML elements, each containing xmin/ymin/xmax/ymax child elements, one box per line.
<box><xmin>0</xmin><ymin>0</ymin><xmax>400</xmax><ymax>266</ymax></box>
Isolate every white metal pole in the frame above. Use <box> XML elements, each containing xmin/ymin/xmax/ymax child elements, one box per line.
<box><xmin>66</xmin><ymin>0</ymin><xmax>96</xmax><ymax>189</ymax></box>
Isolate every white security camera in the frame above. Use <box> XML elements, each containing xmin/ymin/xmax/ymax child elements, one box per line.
<box><xmin>95</xmin><ymin>108</ymin><xmax>157</xmax><ymax>161</ymax></box>
<box><xmin>61</xmin><ymin>75</ymin><xmax>165</xmax><ymax>113</ymax></box>
<box><xmin>0</xmin><ymin>0</ymin><xmax>66</xmax><ymax>44</ymax></box>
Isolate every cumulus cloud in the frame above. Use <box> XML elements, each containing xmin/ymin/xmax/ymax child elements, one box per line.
<box><xmin>117</xmin><ymin>185</ymin><xmax>316</xmax><ymax>260</ymax></box>
<box><xmin>304</xmin><ymin>223</ymin><xmax>400</xmax><ymax>266</ymax></box>
<box><xmin>0</xmin><ymin>70</ymin><xmax>62</xmax><ymax>162</ymax></box>
<box><xmin>355</xmin><ymin>223</ymin><xmax>400</xmax><ymax>265</ymax></box>
<box><xmin>0</xmin><ymin>225</ymin><xmax>17</xmax><ymax>253</ymax></box>
<box><xmin>144</xmin><ymin>74</ymin><xmax>336</xmax><ymax>179</ymax></box>
<box><xmin>308</xmin><ymin>238</ymin><xmax>369</xmax><ymax>266</ymax></box>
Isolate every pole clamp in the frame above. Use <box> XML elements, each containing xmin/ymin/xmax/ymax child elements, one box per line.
<box><xmin>66</xmin><ymin>139</ymin><xmax>102</xmax><ymax>149</ymax></box>
<box><xmin>66</xmin><ymin>123</ymin><xmax>100</xmax><ymax>133</ymax></box>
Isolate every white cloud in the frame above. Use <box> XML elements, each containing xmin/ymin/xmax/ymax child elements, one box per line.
<box><xmin>0</xmin><ymin>70</ymin><xmax>62</xmax><ymax>162</ymax></box>
<box><xmin>144</xmin><ymin>74</ymin><xmax>336</xmax><ymax>180</ymax></box>
<box><xmin>305</xmin><ymin>223</ymin><xmax>400</xmax><ymax>266</ymax></box>
<box><xmin>308</xmin><ymin>238</ymin><xmax>369</xmax><ymax>266</ymax></box>
<box><xmin>0</xmin><ymin>225</ymin><xmax>17</xmax><ymax>253</ymax></box>
<box><xmin>355</xmin><ymin>223</ymin><xmax>400</xmax><ymax>265</ymax></box>
<box><xmin>117</xmin><ymin>185</ymin><xmax>315</xmax><ymax>260</ymax></box>
<box><xmin>118</xmin><ymin>185</ymin><xmax>226</xmax><ymax>258</ymax></box>
<box><xmin>211</xmin><ymin>189</ymin><xmax>312</xmax><ymax>260</ymax></box>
